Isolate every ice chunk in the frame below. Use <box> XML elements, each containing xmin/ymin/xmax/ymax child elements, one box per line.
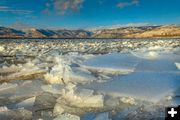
<box><xmin>2</xmin><ymin>80</ymin><xmax>43</xmax><ymax>99</ymax></box>
<box><xmin>41</xmin><ymin>84</ymin><xmax>64</xmax><ymax>94</ymax></box>
<box><xmin>54</xmin><ymin>113</ymin><xmax>80</xmax><ymax>120</ymax></box>
<box><xmin>70</xmin><ymin>67</ymin><xmax>96</xmax><ymax>84</ymax></box>
<box><xmin>175</xmin><ymin>62</ymin><xmax>180</xmax><ymax>70</ymax></box>
<box><xmin>53</xmin><ymin>103</ymin><xmax>64</xmax><ymax>116</ymax></box>
<box><xmin>0</xmin><ymin>106</ymin><xmax>9</xmax><ymax>112</ymax></box>
<box><xmin>0</xmin><ymin>64</ymin><xmax>22</xmax><ymax>74</ymax></box>
<box><xmin>93</xmin><ymin>112</ymin><xmax>110</xmax><ymax>120</ymax></box>
<box><xmin>0</xmin><ymin>109</ymin><xmax>32</xmax><ymax>120</ymax></box>
<box><xmin>59</xmin><ymin>84</ymin><xmax>104</xmax><ymax>108</ymax></box>
<box><xmin>44</xmin><ymin>61</ymin><xmax>71</xmax><ymax>84</ymax></box>
<box><xmin>120</xmin><ymin>97</ymin><xmax>136</xmax><ymax>105</ymax></box>
<box><xmin>0</xmin><ymin>46</ymin><xmax>4</xmax><ymax>52</ymax></box>
<box><xmin>0</xmin><ymin>83</ymin><xmax>18</xmax><ymax>92</ymax></box>
<box><xmin>44</xmin><ymin>61</ymin><xmax>95</xmax><ymax>84</ymax></box>
<box><xmin>16</xmin><ymin>96</ymin><xmax>36</xmax><ymax>110</ymax></box>
<box><xmin>81</xmin><ymin>112</ymin><xmax>96</xmax><ymax>120</ymax></box>
<box><xmin>0</xmin><ymin>68</ymin><xmax>47</xmax><ymax>82</ymax></box>
<box><xmin>33</xmin><ymin>92</ymin><xmax>57</xmax><ymax>119</ymax></box>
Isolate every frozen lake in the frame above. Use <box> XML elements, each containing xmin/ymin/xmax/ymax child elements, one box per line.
<box><xmin>0</xmin><ymin>39</ymin><xmax>180</xmax><ymax>120</ymax></box>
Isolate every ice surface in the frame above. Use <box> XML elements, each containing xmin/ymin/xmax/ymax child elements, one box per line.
<box><xmin>131</xmin><ymin>51</ymin><xmax>159</xmax><ymax>60</ymax></box>
<box><xmin>82</xmin><ymin>72</ymin><xmax>180</xmax><ymax>103</ymax></box>
<box><xmin>135</xmin><ymin>59</ymin><xmax>179</xmax><ymax>72</ymax></box>
<box><xmin>83</xmin><ymin>53</ymin><xmax>140</xmax><ymax>75</ymax></box>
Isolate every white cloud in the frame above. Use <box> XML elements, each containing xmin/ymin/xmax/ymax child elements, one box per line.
<box><xmin>0</xmin><ymin>6</ymin><xmax>32</xmax><ymax>14</ymax></box>
<box><xmin>45</xmin><ymin>0</ymin><xmax>84</xmax><ymax>15</ymax></box>
<box><xmin>117</xmin><ymin>0</ymin><xmax>139</xmax><ymax>9</ymax></box>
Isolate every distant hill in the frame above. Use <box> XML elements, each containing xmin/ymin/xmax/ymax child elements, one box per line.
<box><xmin>0</xmin><ymin>25</ymin><xmax>180</xmax><ymax>38</ymax></box>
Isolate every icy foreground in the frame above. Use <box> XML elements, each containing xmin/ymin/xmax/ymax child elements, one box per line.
<box><xmin>0</xmin><ymin>39</ymin><xmax>180</xmax><ymax>120</ymax></box>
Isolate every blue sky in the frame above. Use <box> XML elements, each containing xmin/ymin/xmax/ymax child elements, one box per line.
<box><xmin>0</xmin><ymin>0</ymin><xmax>180</xmax><ymax>29</ymax></box>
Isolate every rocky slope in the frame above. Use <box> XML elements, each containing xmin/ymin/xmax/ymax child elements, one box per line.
<box><xmin>0</xmin><ymin>25</ymin><xmax>180</xmax><ymax>38</ymax></box>
<box><xmin>0</xmin><ymin>27</ymin><xmax>25</xmax><ymax>38</ymax></box>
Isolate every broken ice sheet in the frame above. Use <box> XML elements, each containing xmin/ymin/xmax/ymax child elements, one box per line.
<box><xmin>15</xmin><ymin>96</ymin><xmax>36</xmax><ymax>110</ymax></box>
<box><xmin>82</xmin><ymin>72</ymin><xmax>180</xmax><ymax>103</ymax></box>
<box><xmin>57</xmin><ymin>83</ymin><xmax>104</xmax><ymax>108</ymax></box>
<box><xmin>0</xmin><ymin>82</ymin><xmax>18</xmax><ymax>92</ymax></box>
<box><xmin>41</xmin><ymin>84</ymin><xmax>64</xmax><ymax>94</ymax></box>
<box><xmin>0</xmin><ymin>108</ymin><xmax>32</xmax><ymax>120</ymax></box>
<box><xmin>0</xmin><ymin>80</ymin><xmax>43</xmax><ymax>99</ymax></box>
<box><xmin>83</xmin><ymin>53</ymin><xmax>140</xmax><ymax>75</ymax></box>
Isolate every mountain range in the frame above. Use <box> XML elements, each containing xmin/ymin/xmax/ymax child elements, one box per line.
<box><xmin>0</xmin><ymin>25</ymin><xmax>180</xmax><ymax>39</ymax></box>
